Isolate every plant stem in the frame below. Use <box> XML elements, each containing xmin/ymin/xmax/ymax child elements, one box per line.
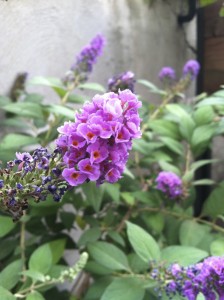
<box><xmin>139</xmin><ymin>207</ymin><xmax>224</xmax><ymax>234</ymax></box>
<box><xmin>116</xmin><ymin>206</ymin><xmax>133</xmax><ymax>233</ymax></box>
<box><xmin>20</xmin><ymin>215</ymin><xmax>26</xmax><ymax>282</ymax></box>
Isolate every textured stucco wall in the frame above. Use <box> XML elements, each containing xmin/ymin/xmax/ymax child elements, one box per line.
<box><xmin>0</xmin><ymin>0</ymin><xmax>196</xmax><ymax>99</ymax></box>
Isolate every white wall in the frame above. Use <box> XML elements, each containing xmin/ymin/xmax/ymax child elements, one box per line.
<box><xmin>0</xmin><ymin>0</ymin><xmax>196</xmax><ymax>99</ymax></box>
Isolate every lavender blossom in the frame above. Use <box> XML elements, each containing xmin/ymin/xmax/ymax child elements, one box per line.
<box><xmin>158</xmin><ymin>67</ymin><xmax>176</xmax><ymax>81</ymax></box>
<box><xmin>63</xmin><ymin>34</ymin><xmax>105</xmax><ymax>85</ymax></box>
<box><xmin>155</xmin><ymin>171</ymin><xmax>182</xmax><ymax>199</ymax></box>
<box><xmin>183</xmin><ymin>60</ymin><xmax>200</xmax><ymax>79</ymax></box>
<box><xmin>108</xmin><ymin>71</ymin><xmax>135</xmax><ymax>93</ymax></box>
<box><xmin>56</xmin><ymin>89</ymin><xmax>142</xmax><ymax>186</ymax></box>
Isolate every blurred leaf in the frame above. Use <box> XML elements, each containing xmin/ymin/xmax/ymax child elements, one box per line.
<box><xmin>84</xmin><ymin>277</ymin><xmax>112</xmax><ymax>300</ymax></box>
<box><xmin>0</xmin><ymin>216</ymin><xmax>16</xmax><ymax>237</ymax></box>
<box><xmin>82</xmin><ymin>182</ymin><xmax>105</xmax><ymax>212</ymax></box>
<box><xmin>87</xmin><ymin>241</ymin><xmax>130</xmax><ymax>272</ymax></box>
<box><xmin>210</xmin><ymin>239</ymin><xmax>224</xmax><ymax>255</ymax></box>
<box><xmin>78</xmin><ymin>82</ymin><xmax>106</xmax><ymax>93</ymax></box>
<box><xmin>191</xmin><ymin>124</ymin><xmax>217</xmax><ymax>147</ymax></box>
<box><xmin>107</xmin><ymin>231</ymin><xmax>125</xmax><ymax>247</ymax></box>
<box><xmin>21</xmin><ymin>270</ymin><xmax>45</xmax><ymax>283</ymax></box>
<box><xmin>202</xmin><ymin>182</ymin><xmax>224</xmax><ymax>218</ymax></box>
<box><xmin>121</xmin><ymin>192</ymin><xmax>135</xmax><ymax>205</ymax></box>
<box><xmin>0</xmin><ymin>134</ymin><xmax>38</xmax><ymax>150</ymax></box>
<box><xmin>159</xmin><ymin>161</ymin><xmax>181</xmax><ymax>175</ymax></box>
<box><xmin>85</xmin><ymin>261</ymin><xmax>112</xmax><ymax>275</ymax></box>
<box><xmin>179</xmin><ymin>220</ymin><xmax>208</xmax><ymax>247</ymax></box>
<box><xmin>101</xmin><ymin>278</ymin><xmax>145</xmax><ymax>300</ymax></box>
<box><xmin>0</xmin><ymin>260</ymin><xmax>22</xmax><ymax>289</ymax></box>
<box><xmin>78</xmin><ymin>228</ymin><xmax>101</xmax><ymax>247</ymax></box>
<box><xmin>219</xmin><ymin>6</ymin><xmax>224</xmax><ymax>17</ymax></box>
<box><xmin>160</xmin><ymin>137</ymin><xmax>184</xmax><ymax>155</ymax></box>
<box><xmin>193</xmin><ymin>106</ymin><xmax>215</xmax><ymax>125</ymax></box>
<box><xmin>28</xmin><ymin>76</ymin><xmax>64</xmax><ymax>89</ymax></box>
<box><xmin>138</xmin><ymin>79</ymin><xmax>166</xmax><ymax>95</ymax></box>
<box><xmin>45</xmin><ymin>104</ymin><xmax>75</xmax><ymax>119</ymax></box>
<box><xmin>179</xmin><ymin>115</ymin><xmax>196</xmax><ymax>142</ymax></box>
<box><xmin>192</xmin><ymin>179</ymin><xmax>215</xmax><ymax>186</ymax></box>
<box><xmin>23</xmin><ymin>93</ymin><xmax>44</xmax><ymax>103</ymax></box>
<box><xmin>60</xmin><ymin>212</ymin><xmax>75</xmax><ymax>230</ymax></box>
<box><xmin>49</xmin><ymin>239</ymin><xmax>66</xmax><ymax>264</ymax></box>
<box><xmin>0</xmin><ymin>96</ymin><xmax>11</xmax><ymax>106</ymax></box>
<box><xmin>126</xmin><ymin>221</ymin><xmax>160</xmax><ymax>262</ymax></box>
<box><xmin>148</xmin><ymin>120</ymin><xmax>180</xmax><ymax>140</ymax></box>
<box><xmin>0</xmin><ymin>286</ymin><xmax>16</xmax><ymax>300</ymax></box>
<box><xmin>67</xmin><ymin>94</ymin><xmax>86</xmax><ymax>103</ymax></box>
<box><xmin>26</xmin><ymin>291</ymin><xmax>45</xmax><ymax>300</ymax></box>
<box><xmin>104</xmin><ymin>183</ymin><xmax>120</xmax><ymax>202</ymax></box>
<box><xmin>161</xmin><ymin>246</ymin><xmax>208</xmax><ymax>266</ymax></box>
<box><xmin>2</xmin><ymin>102</ymin><xmax>44</xmax><ymax>119</ymax></box>
<box><xmin>128</xmin><ymin>253</ymin><xmax>149</xmax><ymax>273</ymax></box>
<box><xmin>0</xmin><ymin>239</ymin><xmax>17</xmax><ymax>259</ymax></box>
<box><xmin>196</xmin><ymin>96</ymin><xmax>224</xmax><ymax>107</ymax></box>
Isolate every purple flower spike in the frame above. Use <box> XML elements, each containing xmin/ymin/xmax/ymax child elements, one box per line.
<box><xmin>158</xmin><ymin>67</ymin><xmax>176</xmax><ymax>81</ymax></box>
<box><xmin>56</xmin><ymin>89</ymin><xmax>142</xmax><ymax>187</ymax></box>
<box><xmin>183</xmin><ymin>59</ymin><xmax>200</xmax><ymax>79</ymax></box>
<box><xmin>63</xmin><ymin>34</ymin><xmax>105</xmax><ymax>85</ymax></box>
<box><xmin>108</xmin><ymin>71</ymin><xmax>135</xmax><ymax>93</ymax></box>
<box><xmin>155</xmin><ymin>171</ymin><xmax>182</xmax><ymax>199</ymax></box>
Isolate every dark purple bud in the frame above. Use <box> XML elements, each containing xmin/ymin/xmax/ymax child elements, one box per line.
<box><xmin>0</xmin><ymin>180</ymin><xmax>4</xmax><ymax>188</ymax></box>
<box><xmin>16</xmin><ymin>183</ymin><xmax>23</xmax><ymax>190</ymax></box>
<box><xmin>48</xmin><ymin>185</ymin><xmax>57</xmax><ymax>193</ymax></box>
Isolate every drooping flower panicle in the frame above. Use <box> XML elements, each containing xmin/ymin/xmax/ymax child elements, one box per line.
<box><xmin>108</xmin><ymin>71</ymin><xmax>135</xmax><ymax>93</ymax></box>
<box><xmin>56</xmin><ymin>89</ymin><xmax>142</xmax><ymax>186</ymax></box>
<box><xmin>63</xmin><ymin>34</ymin><xmax>105</xmax><ymax>85</ymax></box>
<box><xmin>155</xmin><ymin>171</ymin><xmax>183</xmax><ymax>199</ymax></box>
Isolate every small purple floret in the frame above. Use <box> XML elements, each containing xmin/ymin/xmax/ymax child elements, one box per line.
<box><xmin>158</xmin><ymin>67</ymin><xmax>176</xmax><ymax>81</ymax></box>
<box><xmin>108</xmin><ymin>71</ymin><xmax>135</xmax><ymax>93</ymax></box>
<box><xmin>155</xmin><ymin>171</ymin><xmax>182</xmax><ymax>199</ymax></box>
<box><xmin>183</xmin><ymin>60</ymin><xmax>200</xmax><ymax>79</ymax></box>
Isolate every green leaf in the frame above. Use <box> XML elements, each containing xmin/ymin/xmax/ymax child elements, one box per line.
<box><xmin>190</xmin><ymin>159</ymin><xmax>218</xmax><ymax>173</ymax></box>
<box><xmin>107</xmin><ymin>231</ymin><xmax>125</xmax><ymax>247</ymax></box>
<box><xmin>121</xmin><ymin>192</ymin><xmax>135</xmax><ymax>205</ymax></box>
<box><xmin>219</xmin><ymin>6</ymin><xmax>224</xmax><ymax>17</ymax></box>
<box><xmin>87</xmin><ymin>241</ymin><xmax>130</xmax><ymax>272</ymax></box>
<box><xmin>23</xmin><ymin>93</ymin><xmax>44</xmax><ymax>103</ymax></box>
<box><xmin>21</xmin><ymin>270</ymin><xmax>45</xmax><ymax>282</ymax></box>
<box><xmin>128</xmin><ymin>253</ymin><xmax>149</xmax><ymax>273</ymax></box>
<box><xmin>160</xmin><ymin>137</ymin><xmax>184</xmax><ymax>155</ymax></box>
<box><xmin>28</xmin><ymin>76</ymin><xmax>64</xmax><ymax>89</ymax></box>
<box><xmin>101</xmin><ymin>278</ymin><xmax>145</xmax><ymax>300</ymax></box>
<box><xmin>192</xmin><ymin>179</ymin><xmax>215</xmax><ymax>186</ymax></box>
<box><xmin>179</xmin><ymin>220</ymin><xmax>208</xmax><ymax>247</ymax></box>
<box><xmin>67</xmin><ymin>94</ymin><xmax>86</xmax><ymax>103</ymax></box>
<box><xmin>0</xmin><ymin>134</ymin><xmax>38</xmax><ymax>150</ymax></box>
<box><xmin>202</xmin><ymin>182</ymin><xmax>224</xmax><ymax>218</ymax></box>
<box><xmin>49</xmin><ymin>239</ymin><xmax>66</xmax><ymax>264</ymax></box>
<box><xmin>104</xmin><ymin>183</ymin><xmax>120</xmax><ymax>203</ymax></box>
<box><xmin>193</xmin><ymin>106</ymin><xmax>215</xmax><ymax>125</ymax></box>
<box><xmin>161</xmin><ymin>246</ymin><xmax>208</xmax><ymax>266</ymax></box>
<box><xmin>158</xmin><ymin>161</ymin><xmax>181</xmax><ymax>175</ymax></box>
<box><xmin>0</xmin><ymin>260</ymin><xmax>22</xmax><ymax>289</ymax></box>
<box><xmin>148</xmin><ymin>120</ymin><xmax>180</xmax><ymax>140</ymax></box>
<box><xmin>191</xmin><ymin>124</ymin><xmax>217</xmax><ymax>147</ymax></box>
<box><xmin>2</xmin><ymin>102</ymin><xmax>44</xmax><ymax>119</ymax></box>
<box><xmin>196</xmin><ymin>96</ymin><xmax>224</xmax><ymax>106</ymax></box>
<box><xmin>199</xmin><ymin>0</ymin><xmax>218</xmax><ymax>7</ymax></box>
<box><xmin>0</xmin><ymin>286</ymin><xmax>16</xmax><ymax>300</ymax></box>
<box><xmin>210</xmin><ymin>239</ymin><xmax>224</xmax><ymax>255</ymax></box>
<box><xmin>138</xmin><ymin>79</ymin><xmax>166</xmax><ymax>95</ymax></box>
<box><xmin>179</xmin><ymin>115</ymin><xmax>196</xmax><ymax>142</ymax></box>
<box><xmin>166</xmin><ymin>104</ymin><xmax>190</xmax><ymax>118</ymax></box>
<box><xmin>0</xmin><ymin>96</ymin><xmax>11</xmax><ymax>106</ymax></box>
<box><xmin>45</xmin><ymin>104</ymin><xmax>75</xmax><ymax>119</ymax></box>
<box><xmin>60</xmin><ymin>212</ymin><xmax>75</xmax><ymax>230</ymax></box>
<box><xmin>85</xmin><ymin>261</ymin><xmax>112</xmax><ymax>275</ymax></box>
<box><xmin>84</xmin><ymin>277</ymin><xmax>112</xmax><ymax>300</ymax></box>
<box><xmin>78</xmin><ymin>228</ymin><xmax>101</xmax><ymax>247</ymax></box>
<box><xmin>82</xmin><ymin>182</ymin><xmax>105</xmax><ymax>212</ymax></box>
<box><xmin>126</xmin><ymin>221</ymin><xmax>160</xmax><ymax>262</ymax></box>
<box><xmin>29</xmin><ymin>243</ymin><xmax>53</xmax><ymax>274</ymax></box>
<box><xmin>78</xmin><ymin>82</ymin><xmax>106</xmax><ymax>93</ymax></box>
<box><xmin>0</xmin><ymin>239</ymin><xmax>17</xmax><ymax>259</ymax></box>
<box><xmin>26</xmin><ymin>291</ymin><xmax>45</xmax><ymax>300</ymax></box>
<box><xmin>0</xmin><ymin>216</ymin><xmax>15</xmax><ymax>237</ymax></box>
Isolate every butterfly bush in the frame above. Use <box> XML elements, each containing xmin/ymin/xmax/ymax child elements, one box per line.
<box><xmin>158</xmin><ymin>66</ymin><xmax>176</xmax><ymax>81</ymax></box>
<box><xmin>108</xmin><ymin>71</ymin><xmax>135</xmax><ymax>93</ymax></box>
<box><xmin>63</xmin><ymin>34</ymin><xmax>105</xmax><ymax>85</ymax></box>
<box><xmin>152</xmin><ymin>256</ymin><xmax>224</xmax><ymax>300</ymax></box>
<box><xmin>56</xmin><ymin>89</ymin><xmax>141</xmax><ymax>186</ymax></box>
<box><xmin>183</xmin><ymin>59</ymin><xmax>200</xmax><ymax>80</ymax></box>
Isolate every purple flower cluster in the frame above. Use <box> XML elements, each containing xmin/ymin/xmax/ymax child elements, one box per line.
<box><xmin>56</xmin><ymin>89</ymin><xmax>141</xmax><ymax>186</ymax></box>
<box><xmin>158</xmin><ymin>67</ymin><xmax>176</xmax><ymax>82</ymax></box>
<box><xmin>0</xmin><ymin>148</ymin><xmax>67</xmax><ymax>220</ymax></box>
<box><xmin>63</xmin><ymin>34</ymin><xmax>105</xmax><ymax>85</ymax></box>
<box><xmin>163</xmin><ymin>256</ymin><xmax>224</xmax><ymax>300</ymax></box>
<box><xmin>155</xmin><ymin>171</ymin><xmax>182</xmax><ymax>199</ymax></box>
<box><xmin>108</xmin><ymin>71</ymin><xmax>135</xmax><ymax>93</ymax></box>
<box><xmin>183</xmin><ymin>60</ymin><xmax>200</xmax><ymax>80</ymax></box>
